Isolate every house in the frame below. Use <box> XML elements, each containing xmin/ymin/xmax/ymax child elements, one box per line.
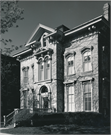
<box><xmin>13</xmin><ymin>3</ymin><xmax>110</xmax><ymax>115</ymax></box>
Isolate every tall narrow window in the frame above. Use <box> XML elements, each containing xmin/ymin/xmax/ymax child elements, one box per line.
<box><xmin>67</xmin><ymin>85</ymin><xmax>75</xmax><ymax>112</ymax></box>
<box><xmin>45</xmin><ymin>57</ymin><xmax>50</xmax><ymax>80</ymax></box>
<box><xmin>23</xmin><ymin>68</ymin><xmax>28</xmax><ymax>87</ymax></box>
<box><xmin>83</xmin><ymin>51</ymin><xmax>92</xmax><ymax>72</ymax></box>
<box><xmin>67</xmin><ymin>56</ymin><xmax>74</xmax><ymax>75</ymax></box>
<box><xmin>38</xmin><ymin>59</ymin><xmax>44</xmax><ymax>81</ymax></box>
<box><xmin>32</xmin><ymin>65</ymin><xmax>34</xmax><ymax>82</ymax></box>
<box><xmin>83</xmin><ymin>82</ymin><xmax>91</xmax><ymax>111</ymax></box>
<box><xmin>43</xmin><ymin>37</ymin><xmax>46</xmax><ymax>47</ymax></box>
<box><xmin>23</xmin><ymin>91</ymin><xmax>27</xmax><ymax>108</ymax></box>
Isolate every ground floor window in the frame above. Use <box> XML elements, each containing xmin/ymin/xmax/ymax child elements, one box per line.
<box><xmin>83</xmin><ymin>82</ymin><xmax>91</xmax><ymax>111</ymax></box>
<box><xmin>67</xmin><ymin>84</ymin><xmax>75</xmax><ymax>112</ymax></box>
<box><xmin>23</xmin><ymin>91</ymin><xmax>27</xmax><ymax>108</ymax></box>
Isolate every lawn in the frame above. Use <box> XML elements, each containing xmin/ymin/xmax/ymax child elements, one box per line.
<box><xmin>1</xmin><ymin>124</ymin><xmax>110</xmax><ymax>134</ymax></box>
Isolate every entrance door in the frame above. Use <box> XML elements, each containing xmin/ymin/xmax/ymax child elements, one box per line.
<box><xmin>39</xmin><ymin>86</ymin><xmax>49</xmax><ymax>109</ymax></box>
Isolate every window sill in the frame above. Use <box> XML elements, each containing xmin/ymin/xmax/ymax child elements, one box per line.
<box><xmin>81</xmin><ymin>70</ymin><xmax>93</xmax><ymax>74</ymax></box>
<box><xmin>66</xmin><ymin>73</ymin><xmax>76</xmax><ymax>77</ymax></box>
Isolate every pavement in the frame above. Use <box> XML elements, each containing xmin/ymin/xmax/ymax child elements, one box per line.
<box><xmin>0</xmin><ymin>125</ymin><xmax>14</xmax><ymax>135</ymax></box>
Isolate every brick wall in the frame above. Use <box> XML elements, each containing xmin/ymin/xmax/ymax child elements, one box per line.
<box><xmin>64</xmin><ymin>32</ymin><xmax>99</xmax><ymax>112</ymax></box>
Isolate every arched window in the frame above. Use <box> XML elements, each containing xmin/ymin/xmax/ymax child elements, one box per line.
<box><xmin>67</xmin><ymin>55</ymin><xmax>74</xmax><ymax>75</ymax></box>
<box><xmin>83</xmin><ymin>50</ymin><xmax>92</xmax><ymax>72</ymax></box>
<box><xmin>44</xmin><ymin>57</ymin><xmax>50</xmax><ymax>80</ymax></box>
<box><xmin>38</xmin><ymin>59</ymin><xmax>44</xmax><ymax>81</ymax></box>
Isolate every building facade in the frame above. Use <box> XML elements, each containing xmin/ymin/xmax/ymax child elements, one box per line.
<box><xmin>13</xmin><ymin>3</ymin><xmax>110</xmax><ymax>115</ymax></box>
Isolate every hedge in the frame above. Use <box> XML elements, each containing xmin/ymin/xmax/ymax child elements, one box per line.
<box><xmin>14</xmin><ymin>109</ymin><xmax>109</xmax><ymax>127</ymax></box>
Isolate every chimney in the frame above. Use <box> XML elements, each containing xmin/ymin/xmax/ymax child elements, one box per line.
<box><xmin>103</xmin><ymin>3</ymin><xmax>110</xmax><ymax>22</ymax></box>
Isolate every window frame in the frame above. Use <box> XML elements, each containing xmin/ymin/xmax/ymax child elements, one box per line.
<box><xmin>66</xmin><ymin>84</ymin><xmax>75</xmax><ymax>112</ymax></box>
<box><xmin>64</xmin><ymin>52</ymin><xmax>76</xmax><ymax>76</ymax></box>
<box><xmin>38</xmin><ymin>58</ymin><xmax>44</xmax><ymax>81</ymax></box>
<box><xmin>82</xmin><ymin>49</ymin><xmax>92</xmax><ymax>72</ymax></box>
<box><xmin>44</xmin><ymin>56</ymin><xmax>50</xmax><ymax>80</ymax></box>
<box><xmin>83</xmin><ymin>81</ymin><xmax>92</xmax><ymax>112</ymax></box>
<box><xmin>32</xmin><ymin>65</ymin><xmax>34</xmax><ymax>82</ymax></box>
<box><xmin>22</xmin><ymin>67</ymin><xmax>29</xmax><ymax>87</ymax></box>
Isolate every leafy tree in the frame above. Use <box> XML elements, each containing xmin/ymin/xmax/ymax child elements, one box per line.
<box><xmin>1</xmin><ymin>0</ymin><xmax>24</xmax><ymax>55</ymax></box>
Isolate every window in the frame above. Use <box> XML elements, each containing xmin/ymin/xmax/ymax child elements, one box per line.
<box><xmin>67</xmin><ymin>56</ymin><xmax>74</xmax><ymax>75</ymax></box>
<box><xmin>45</xmin><ymin>57</ymin><xmax>50</xmax><ymax>80</ymax></box>
<box><xmin>32</xmin><ymin>65</ymin><xmax>34</xmax><ymax>82</ymax></box>
<box><xmin>23</xmin><ymin>91</ymin><xmax>27</xmax><ymax>108</ymax></box>
<box><xmin>43</xmin><ymin>36</ymin><xmax>46</xmax><ymax>47</ymax></box>
<box><xmin>39</xmin><ymin>86</ymin><xmax>49</xmax><ymax>109</ymax></box>
<box><xmin>23</xmin><ymin>68</ymin><xmax>28</xmax><ymax>87</ymax></box>
<box><xmin>67</xmin><ymin>85</ymin><xmax>75</xmax><ymax>112</ymax></box>
<box><xmin>83</xmin><ymin>82</ymin><xmax>91</xmax><ymax>111</ymax></box>
<box><xmin>38</xmin><ymin>59</ymin><xmax>44</xmax><ymax>81</ymax></box>
<box><xmin>83</xmin><ymin>51</ymin><xmax>92</xmax><ymax>72</ymax></box>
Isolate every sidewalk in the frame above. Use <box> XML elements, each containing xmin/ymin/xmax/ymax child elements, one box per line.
<box><xmin>0</xmin><ymin>125</ymin><xmax>14</xmax><ymax>135</ymax></box>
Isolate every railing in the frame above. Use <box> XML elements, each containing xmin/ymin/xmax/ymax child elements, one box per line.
<box><xmin>3</xmin><ymin>107</ymin><xmax>54</xmax><ymax>127</ymax></box>
<box><xmin>3</xmin><ymin>108</ymin><xmax>20</xmax><ymax>127</ymax></box>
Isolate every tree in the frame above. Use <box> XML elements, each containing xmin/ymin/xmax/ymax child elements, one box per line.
<box><xmin>1</xmin><ymin>0</ymin><xmax>24</xmax><ymax>55</ymax></box>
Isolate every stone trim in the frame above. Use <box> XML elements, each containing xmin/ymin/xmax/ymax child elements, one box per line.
<box><xmin>64</xmin><ymin>51</ymin><xmax>76</xmax><ymax>58</ymax></box>
<box><xmin>79</xmin><ymin>77</ymin><xmax>94</xmax><ymax>82</ymax></box>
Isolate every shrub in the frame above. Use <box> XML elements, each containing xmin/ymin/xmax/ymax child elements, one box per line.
<box><xmin>14</xmin><ymin>110</ymin><xmax>104</xmax><ymax>127</ymax></box>
<box><xmin>14</xmin><ymin>109</ymin><xmax>35</xmax><ymax>127</ymax></box>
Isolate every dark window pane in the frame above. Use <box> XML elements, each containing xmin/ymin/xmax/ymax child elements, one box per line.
<box><xmin>71</xmin><ymin>61</ymin><xmax>73</xmax><ymax>65</ymax></box>
<box><xmin>47</xmin><ymin>64</ymin><xmax>49</xmax><ymax>68</ymax></box>
<box><xmin>85</xmin><ymin>102</ymin><xmax>87</xmax><ymax>110</ymax></box>
<box><xmin>68</xmin><ymin>61</ymin><xmax>70</xmax><ymax>66</ymax></box>
<box><xmin>88</xmin><ymin>55</ymin><xmax>91</xmax><ymax>61</ymax></box>
<box><xmin>41</xmin><ymin>65</ymin><xmax>43</xmax><ymax>69</ymax></box>
<box><xmin>88</xmin><ymin>101</ymin><xmax>91</xmax><ymax>110</ymax></box>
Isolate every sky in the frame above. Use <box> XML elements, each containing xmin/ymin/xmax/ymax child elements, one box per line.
<box><xmin>1</xmin><ymin>1</ymin><xmax>110</xmax><ymax>55</ymax></box>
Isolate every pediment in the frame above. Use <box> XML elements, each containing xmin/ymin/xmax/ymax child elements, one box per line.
<box><xmin>26</xmin><ymin>24</ymin><xmax>54</xmax><ymax>47</ymax></box>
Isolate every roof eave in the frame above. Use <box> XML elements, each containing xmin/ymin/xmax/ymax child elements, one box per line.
<box><xmin>12</xmin><ymin>48</ymin><xmax>32</xmax><ymax>58</ymax></box>
<box><xmin>64</xmin><ymin>15</ymin><xmax>107</xmax><ymax>36</ymax></box>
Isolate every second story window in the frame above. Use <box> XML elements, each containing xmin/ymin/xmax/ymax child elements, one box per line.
<box><xmin>23</xmin><ymin>67</ymin><xmax>29</xmax><ymax>87</ymax></box>
<box><xmin>32</xmin><ymin>65</ymin><xmax>34</xmax><ymax>82</ymax></box>
<box><xmin>45</xmin><ymin>57</ymin><xmax>50</xmax><ymax>80</ymax></box>
<box><xmin>38</xmin><ymin>59</ymin><xmax>44</xmax><ymax>81</ymax></box>
<box><xmin>67</xmin><ymin>56</ymin><xmax>74</xmax><ymax>75</ymax></box>
<box><xmin>83</xmin><ymin>51</ymin><xmax>92</xmax><ymax>72</ymax></box>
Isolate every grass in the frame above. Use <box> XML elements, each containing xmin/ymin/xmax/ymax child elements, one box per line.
<box><xmin>1</xmin><ymin>124</ymin><xmax>110</xmax><ymax>134</ymax></box>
